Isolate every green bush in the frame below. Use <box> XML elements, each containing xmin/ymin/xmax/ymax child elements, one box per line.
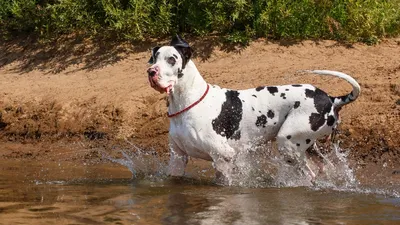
<box><xmin>0</xmin><ymin>0</ymin><xmax>399</xmax><ymax>44</ymax></box>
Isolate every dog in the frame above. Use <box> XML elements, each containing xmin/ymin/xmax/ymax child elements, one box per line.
<box><xmin>146</xmin><ymin>35</ymin><xmax>360</xmax><ymax>184</ymax></box>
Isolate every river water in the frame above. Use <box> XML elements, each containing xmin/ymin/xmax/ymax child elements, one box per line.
<box><xmin>0</xmin><ymin>149</ymin><xmax>399</xmax><ymax>225</ymax></box>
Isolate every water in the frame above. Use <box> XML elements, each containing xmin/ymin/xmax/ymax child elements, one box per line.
<box><xmin>0</xmin><ymin>142</ymin><xmax>399</xmax><ymax>224</ymax></box>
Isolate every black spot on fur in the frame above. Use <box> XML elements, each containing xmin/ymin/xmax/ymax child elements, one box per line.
<box><xmin>280</xmin><ymin>93</ymin><xmax>286</xmax><ymax>99</ymax></box>
<box><xmin>231</xmin><ymin>131</ymin><xmax>241</xmax><ymax>140</ymax></box>
<box><xmin>306</xmin><ymin>139</ymin><xmax>311</xmax><ymax>144</ymax></box>
<box><xmin>242</xmin><ymin>100</ymin><xmax>245</xmax><ymax>103</ymax></box>
<box><xmin>267</xmin><ymin>110</ymin><xmax>275</xmax><ymax>119</ymax></box>
<box><xmin>327</xmin><ymin>115</ymin><xmax>335</xmax><ymax>126</ymax></box>
<box><xmin>296</xmin><ymin>143</ymin><xmax>300</xmax><ymax>147</ymax></box>
<box><xmin>212</xmin><ymin>90</ymin><xmax>243</xmax><ymax>140</ymax></box>
<box><xmin>267</xmin><ymin>86</ymin><xmax>278</xmax><ymax>95</ymax></box>
<box><xmin>294</xmin><ymin>101</ymin><xmax>300</xmax><ymax>109</ymax></box>
<box><xmin>256</xmin><ymin>115</ymin><xmax>267</xmax><ymax>128</ymax></box>
<box><xmin>171</xmin><ymin>35</ymin><xmax>192</xmax><ymax>70</ymax></box>
<box><xmin>177</xmin><ymin>68</ymin><xmax>184</xmax><ymax>78</ymax></box>
<box><xmin>306</xmin><ymin>88</ymin><xmax>333</xmax><ymax>131</ymax></box>
<box><xmin>305</xmin><ymin>89</ymin><xmax>315</xmax><ymax>98</ymax></box>
<box><xmin>256</xmin><ymin>86</ymin><xmax>265</xmax><ymax>91</ymax></box>
<box><xmin>252</xmin><ymin>94</ymin><xmax>257</xmax><ymax>98</ymax></box>
<box><xmin>292</xmin><ymin>84</ymin><xmax>302</xmax><ymax>87</ymax></box>
<box><xmin>285</xmin><ymin>89</ymin><xmax>289</xmax><ymax>91</ymax></box>
<box><xmin>148</xmin><ymin>47</ymin><xmax>161</xmax><ymax>64</ymax></box>
<box><xmin>309</xmin><ymin>113</ymin><xmax>326</xmax><ymax>132</ymax></box>
<box><xmin>313</xmin><ymin>90</ymin><xmax>333</xmax><ymax>116</ymax></box>
<box><xmin>287</xmin><ymin>135</ymin><xmax>292</xmax><ymax>139</ymax></box>
<box><xmin>252</xmin><ymin>107</ymin><xmax>255</xmax><ymax>111</ymax></box>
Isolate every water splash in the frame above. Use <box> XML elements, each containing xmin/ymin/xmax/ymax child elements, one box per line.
<box><xmin>311</xmin><ymin>141</ymin><xmax>357</xmax><ymax>188</ymax></box>
<box><xmin>101</xmin><ymin>140</ymin><xmax>399</xmax><ymax>197</ymax></box>
<box><xmin>101</xmin><ymin>141</ymin><xmax>168</xmax><ymax>181</ymax></box>
<box><xmin>102</xmin><ymin>139</ymin><xmax>357</xmax><ymax>188</ymax></box>
<box><xmin>227</xmin><ymin>140</ymin><xmax>358</xmax><ymax>189</ymax></box>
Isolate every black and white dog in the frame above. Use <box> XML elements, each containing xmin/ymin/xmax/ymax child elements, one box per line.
<box><xmin>147</xmin><ymin>35</ymin><xmax>360</xmax><ymax>184</ymax></box>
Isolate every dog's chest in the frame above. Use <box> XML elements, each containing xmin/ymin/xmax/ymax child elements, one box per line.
<box><xmin>169</xmin><ymin>117</ymin><xmax>214</xmax><ymax>159</ymax></box>
<box><xmin>168</xmin><ymin>90</ymin><xmax>229</xmax><ymax>158</ymax></box>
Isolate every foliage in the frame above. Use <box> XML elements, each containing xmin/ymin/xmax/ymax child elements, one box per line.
<box><xmin>1</xmin><ymin>0</ymin><xmax>400</xmax><ymax>44</ymax></box>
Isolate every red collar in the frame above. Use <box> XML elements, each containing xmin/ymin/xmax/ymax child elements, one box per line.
<box><xmin>167</xmin><ymin>84</ymin><xmax>210</xmax><ymax>118</ymax></box>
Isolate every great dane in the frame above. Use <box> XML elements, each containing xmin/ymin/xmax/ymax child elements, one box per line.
<box><xmin>146</xmin><ymin>35</ymin><xmax>360</xmax><ymax>184</ymax></box>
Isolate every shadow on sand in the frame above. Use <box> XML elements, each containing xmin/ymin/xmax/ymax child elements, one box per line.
<box><xmin>0</xmin><ymin>34</ymin><xmax>251</xmax><ymax>74</ymax></box>
<box><xmin>0</xmin><ymin>34</ymin><xmax>354</xmax><ymax>74</ymax></box>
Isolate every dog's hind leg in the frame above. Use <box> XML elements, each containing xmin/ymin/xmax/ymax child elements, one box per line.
<box><xmin>210</xmin><ymin>146</ymin><xmax>237</xmax><ymax>185</ymax></box>
<box><xmin>276</xmin><ymin>117</ymin><xmax>317</xmax><ymax>181</ymax></box>
<box><xmin>276</xmin><ymin>137</ymin><xmax>315</xmax><ymax>178</ymax></box>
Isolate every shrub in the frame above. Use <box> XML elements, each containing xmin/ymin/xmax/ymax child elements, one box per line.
<box><xmin>0</xmin><ymin>0</ymin><xmax>399</xmax><ymax>44</ymax></box>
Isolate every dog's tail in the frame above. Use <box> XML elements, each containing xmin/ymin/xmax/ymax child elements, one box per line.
<box><xmin>300</xmin><ymin>70</ymin><xmax>361</xmax><ymax>107</ymax></box>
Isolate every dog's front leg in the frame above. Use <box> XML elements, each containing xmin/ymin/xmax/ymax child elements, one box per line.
<box><xmin>167</xmin><ymin>138</ymin><xmax>188</xmax><ymax>177</ymax></box>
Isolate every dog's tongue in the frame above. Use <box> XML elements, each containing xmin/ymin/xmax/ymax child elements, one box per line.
<box><xmin>148</xmin><ymin>77</ymin><xmax>173</xmax><ymax>94</ymax></box>
<box><xmin>165</xmin><ymin>85</ymin><xmax>172</xmax><ymax>95</ymax></box>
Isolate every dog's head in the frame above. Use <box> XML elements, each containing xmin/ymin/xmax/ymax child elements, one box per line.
<box><xmin>147</xmin><ymin>35</ymin><xmax>193</xmax><ymax>94</ymax></box>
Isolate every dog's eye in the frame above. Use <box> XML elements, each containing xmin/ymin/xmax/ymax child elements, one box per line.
<box><xmin>167</xmin><ymin>56</ymin><xmax>176</xmax><ymax>65</ymax></box>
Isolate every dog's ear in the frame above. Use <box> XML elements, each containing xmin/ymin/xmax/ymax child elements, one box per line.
<box><xmin>170</xmin><ymin>35</ymin><xmax>192</xmax><ymax>69</ymax></box>
<box><xmin>148</xmin><ymin>46</ymin><xmax>160</xmax><ymax>64</ymax></box>
<box><xmin>170</xmin><ymin>34</ymin><xmax>190</xmax><ymax>48</ymax></box>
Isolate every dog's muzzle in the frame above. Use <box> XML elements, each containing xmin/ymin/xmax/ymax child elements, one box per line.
<box><xmin>147</xmin><ymin>66</ymin><xmax>159</xmax><ymax>77</ymax></box>
<box><xmin>147</xmin><ymin>66</ymin><xmax>173</xmax><ymax>94</ymax></box>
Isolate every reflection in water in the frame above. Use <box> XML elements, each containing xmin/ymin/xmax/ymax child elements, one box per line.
<box><xmin>0</xmin><ymin>160</ymin><xmax>399</xmax><ymax>225</ymax></box>
<box><xmin>0</xmin><ymin>150</ymin><xmax>399</xmax><ymax>225</ymax></box>
<box><xmin>164</xmin><ymin>186</ymin><xmax>400</xmax><ymax>225</ymax></box>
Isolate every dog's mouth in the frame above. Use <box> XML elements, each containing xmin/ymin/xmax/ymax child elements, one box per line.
<box><xmin>148</xmin><ymin>76</ymin><xmax>174</xmax><ymax>95</ymax></box>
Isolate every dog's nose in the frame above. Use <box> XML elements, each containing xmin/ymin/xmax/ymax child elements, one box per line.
<box><xmin>147</xmin><ymin>67</ymin><xmax>159</xmax><ymax>77</ymax></box>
